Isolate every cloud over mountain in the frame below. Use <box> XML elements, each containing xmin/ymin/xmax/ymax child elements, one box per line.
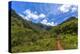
<box><xmin>15</xmin><ymin>2</ymin><xmax>78</xmax><ymax>26</ymax></box>
<box><xmin>24</xmin><ymin>9</ymin><xmax>46</xmax><ymax>20</ymax></box>
<box><xmin>19</xmin><ymin>9</ymin><xmax>57</xmax><ymax>26</ymax></box>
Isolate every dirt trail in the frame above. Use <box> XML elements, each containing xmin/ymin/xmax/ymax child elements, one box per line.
<box><xmin>56</xmin><ymin>35</ymin><xmax>64</xmax><ymax>50</ymax></box>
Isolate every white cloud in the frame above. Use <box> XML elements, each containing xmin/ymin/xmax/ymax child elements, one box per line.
<box><xmin>30</xmin><ymin>13</ymin><xmax>39</xmax><ymax>19</ymax></box>
<box><xmin>71</xmin><ymin>6</ymin><xmax>77</xmax><ymax>12</ymax></box>
<box><xmin>39</xmin><ymin>14</ymin><xmax>46</xmax><ymax>18</ymax></box>
<box><xmin>59</xmin><ymin>5</ymin><xmax>71</xmax><ymax>13</ymax></box>
<box><xmin>23</xmin><ymin>9</ymin><xmax>46</xmax><ymax>20</ymax></box>
<box><xmin>24</xmin><ymin>9</ymin><xmax>39</xmax><ymax>19</ymax></box>
<box><xmin>59</xmin><ymin>4</ymin><xmax>77</xmax><ymax>13</ymax></box>
<box><xmin>41</xmin><ymin>19</ymin><xmax>47</xmax><ymax>24</ymax></box>
<box><xmin>41</xmin><ymin>19</ymin><xmax>57</xmax><ymax>26</ymax></box>
<box><xmin>46</xmin><ymin>22</ymin><xmax>57</xmax><ymax>26</ymax></box>
<box><xmin>24</xmin><ymin>9</ymin><xmax>31</xmax><ymax>14</ymax></box>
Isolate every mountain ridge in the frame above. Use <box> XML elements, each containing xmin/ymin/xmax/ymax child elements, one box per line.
<box><xmin>11</xmin><ymin>9</ymin><xmax>77</xmax><ymax>30</ymax></box>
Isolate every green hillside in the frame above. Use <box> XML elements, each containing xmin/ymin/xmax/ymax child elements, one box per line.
<box><xmin>50</xmin><ymin>17</ymin><xmax>78</xmax><ymax>34</ymax></box>
<box><xmin>10</xmin><ymin>10</ymin><xmax>78</xmax><ymax>53</ymax></box>
<box><xmin>50</xmin><ymin>17</ymin><xmax>78</xmax><ymax>49</ymax></box>
<box><xmin>10</xmin><ymin>10</ymin><xmax>57</xmax><ymax>52</ymax></box>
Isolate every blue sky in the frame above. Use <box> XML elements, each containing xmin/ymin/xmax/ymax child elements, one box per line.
<box><xmin>10</xmin><ymin>1</ymin><xmax>78</xmax><ymax>26</ymax></box>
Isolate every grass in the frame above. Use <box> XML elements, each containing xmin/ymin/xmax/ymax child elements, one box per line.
<box><xmin>11</xmin><ymin>38</ymin><xmax>56</xmax><ymax>52</ymax></box>
<box><xmin>60</xmin><ymin>34</ymin><xmax>78</xmax><ymax>49</ymax></box>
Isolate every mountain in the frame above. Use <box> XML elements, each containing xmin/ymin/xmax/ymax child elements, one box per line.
<box><xmin>60</xmin><ymin>16</ymin><xmax>77</xmax><ymax>25</ymax></box>
<box><xmin>50</xmin><ymin>16</ymin><xmax>78</xmax><ymax>35</ymax></box>
<box><xmin>10</xmin><ymin>9</ymin><xmax>52</xmax><ymax>52</ymax></box>
<box><xmin>10</xmin><ymin>9</ymin><xmax>78</xmax><ymax>52</ymax></box>
<box><xmin>11</xmin><ymin>9</ymin><xmax>47</xmax><ymax>31</ymax></box>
